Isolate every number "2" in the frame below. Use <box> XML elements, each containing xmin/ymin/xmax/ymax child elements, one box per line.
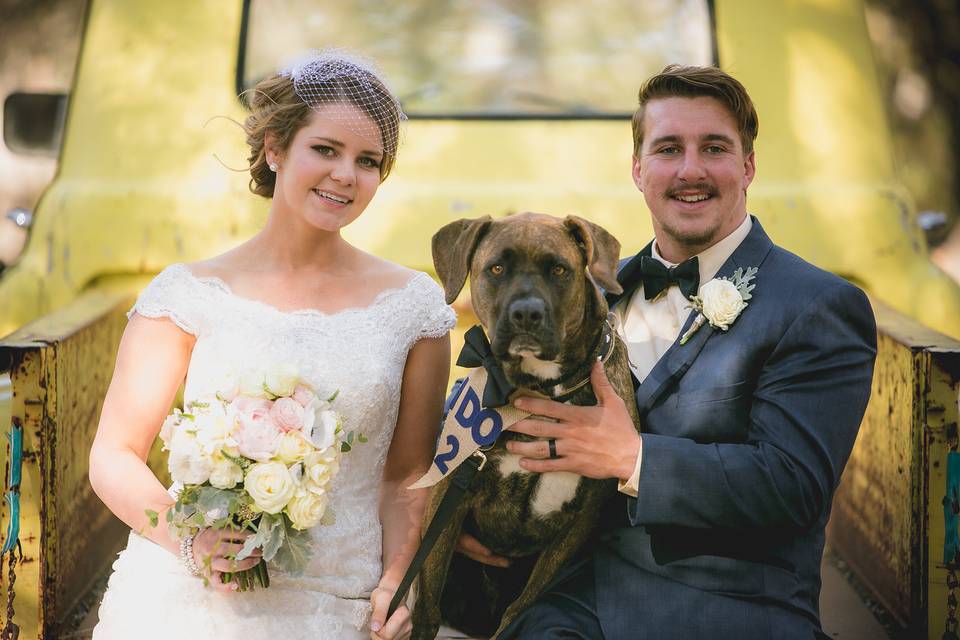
<box><xmin>433</xmin><ymin>434</ymin><xmax>460</xmax><ymax>474</ymax></box>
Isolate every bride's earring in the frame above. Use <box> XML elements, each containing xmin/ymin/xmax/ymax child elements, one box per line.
<box><xmin>269</xmin><ymin>162</ymin><xmax>279</xmax><ymax>172</ymax></box>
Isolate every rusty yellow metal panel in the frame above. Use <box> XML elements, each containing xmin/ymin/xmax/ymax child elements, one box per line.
<box><xmin>0</xmin><ymin>287</ymin><xmax>171</xmax><ymax>637</ymax></box>
<box><xmin>4</xmin><ymin>0</ymin><xmax>960</xmax><ymax>346</ymax></box>
<box><xmin>924</xmin><ymin>351</ymin><xmax>959</xmax><ymax>639</ymax></box>
<box><xmin>829</xmin><ymin>301</ymin><xmax>960</xmax><ymax>637</ymax></box>
<box><xmin>3</xmin><ymin>356</ymin><xmax>44</xmax><ymax>640</ymax></box>
<box><xmin>0</xmin><ymin>0</ymin><xmax>257</xmax><ymax>338</ymax></box>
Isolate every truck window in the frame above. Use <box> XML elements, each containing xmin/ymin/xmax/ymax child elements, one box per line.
<box><xmin>242</xmin><ymin>0</ymin><xmax>715</xmax><ymax>118</ymax></box>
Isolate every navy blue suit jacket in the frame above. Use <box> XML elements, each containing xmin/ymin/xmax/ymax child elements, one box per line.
<box><xmin>594</xmin><ymin>218</ymin><xmax>877</xmax><ymax>639</ymax></box>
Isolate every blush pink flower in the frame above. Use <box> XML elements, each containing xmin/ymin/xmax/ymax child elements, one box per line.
<box><xmin>231</xmin><ymin>396</ymin><xmax>272</xmax><ymax>415</ymax></box>
<box><xmin>233</xmin><ymin>404</ymin><xmax>282</xmax><ymax>461</ymax></box>
<box><xmin>292</xmin><ymin>384</ymin><xmax>318</xmax><ymax>407</ymax></box>
<box><xmin>271</xmin><ymin>397</ymin><xmax>306</xmax><ymax>432</ymax></box>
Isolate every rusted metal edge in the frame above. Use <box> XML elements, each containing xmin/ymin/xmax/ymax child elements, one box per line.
<box><xmin>873</xmin><ymin>301</ymin><xmax>960</xmax><ymax>352</ymax></box>
<box><xmin>0</xmin><ymin>288</ymin><xmax>134</xmax><ymax>361</ymax></box>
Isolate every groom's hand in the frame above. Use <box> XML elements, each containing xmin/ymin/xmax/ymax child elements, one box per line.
<box><xmin>507</xmin><ymin>362</ymin><xmax>640</xmax><ymax>481</ymax></box>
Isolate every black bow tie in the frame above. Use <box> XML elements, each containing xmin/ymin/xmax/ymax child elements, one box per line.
<box><xmin>640</xmin><ymin>255</ymin><xmax>700</xmax><ymax>301</ymax></box>
<box><xmin>456</xmin><ymin>326</ymin><xmax>516</xmax><ymax>408</ymax></box>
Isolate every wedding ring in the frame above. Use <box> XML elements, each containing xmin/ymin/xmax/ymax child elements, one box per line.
<box><xmin>548</xmin><ymin>438</ymin><xmax>558</xmax><ymax>460</ymax></box>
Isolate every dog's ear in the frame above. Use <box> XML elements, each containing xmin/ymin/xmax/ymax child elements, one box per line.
<box><xmin>432</xmin><ymin>216</ymin><xmax>494</xmax><ymax>304</ymax></box>
<box><xmin>564</xmin><ymin>215</ymin><xmax>623</xmax><ymax>295</ymax></box>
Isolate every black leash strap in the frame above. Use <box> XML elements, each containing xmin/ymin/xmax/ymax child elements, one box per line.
<box><xmin>387</xmin><ymin>450</ymin><xmax>487</xmax><ymax>618</ymax></box>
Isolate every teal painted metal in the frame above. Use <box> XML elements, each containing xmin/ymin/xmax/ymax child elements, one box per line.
<box><xmin>1</xmin><ymin>419</ymin><xmax>21</xmax><ymax>555</ymax></box>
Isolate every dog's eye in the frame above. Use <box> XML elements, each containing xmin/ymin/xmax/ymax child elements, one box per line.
<box><xmin>489</xmin><ymin>265</ymin><xmax>504</xmax><ymax>276</ymax></box>
<box><xmin>551</xmin><ymin>265</ymin><xmax>567</xmax><ymax>277</ymax></box>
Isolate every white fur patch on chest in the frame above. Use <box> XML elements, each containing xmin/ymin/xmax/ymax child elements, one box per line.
<box><xmin>497</xmin><ymin>452</ymin><xmax>529</xmax><ymax>476</ymax></box>
<box><xmin>531</xmin><ymin>471</ymin><xmax>581</xmax><ymax>516</ymax></box>
<box><xmin>519</xmin><ymin>354</ymin><xmax>562</xmax><ymax>380</ymax></box>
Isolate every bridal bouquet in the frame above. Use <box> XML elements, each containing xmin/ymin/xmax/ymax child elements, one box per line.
<box><xmin>147</xmin><ymin>365</ymin><xmax>360</xmax><ymax>590</ymax></box>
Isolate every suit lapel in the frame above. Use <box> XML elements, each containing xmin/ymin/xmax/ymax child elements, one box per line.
<box><xmin>629</xmin><ymin>217</ymin><xmax>776</xmax><ymax>418</ymax></box>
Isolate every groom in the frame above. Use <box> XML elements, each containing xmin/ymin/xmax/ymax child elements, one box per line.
<box><xmin>486</xmin><ymin>65</ymin><xmax>878</xmax><ymax>638</ymax></box>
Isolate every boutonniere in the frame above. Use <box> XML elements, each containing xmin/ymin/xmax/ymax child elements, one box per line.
<box><xmin>679</xmin><ymin>267</ymin><xmax>757</xmax><ymax>345</ymax></box>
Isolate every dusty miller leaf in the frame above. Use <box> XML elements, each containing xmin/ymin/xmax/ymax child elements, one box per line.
<box><xmin>237</xmin><ymin>517</ymin><xmax>272</xmax><ymax>561</ymax></box>
<box><xmin>261</xmin><ymin>517</ymin><xmax>286</xmax><ymax>562</ymax></box>
<box><xmin>197</xmin><ymin>487</ymin><xmax>235</xmax><ymax>513</ymax></box>
<box><xmin>270</xmin><ymin>518</ymin><xmax>313</xmax><ymax>575</ymax></box>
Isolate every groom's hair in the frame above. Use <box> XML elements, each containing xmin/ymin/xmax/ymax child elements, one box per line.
<box><xmin>632</xmin><ymin>65</ymin><xmax>759</xmax><ymax>157</ymax></box>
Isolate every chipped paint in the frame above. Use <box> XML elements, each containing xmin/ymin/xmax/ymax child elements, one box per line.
<box><xmin>0</xmin><ymin>288</ymin><xmax>172</xmax><ymax>637</ymax></box>
<box><xmin>829</xmin><ymin>302</ymin><xmax>960</xmax><ymax>638</ymax></box>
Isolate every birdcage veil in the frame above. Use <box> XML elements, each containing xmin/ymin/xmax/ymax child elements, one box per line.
<box><xmin>279</xmin><ymin>49</ymin><xmax>406</xmax><ymax>156</ymax></box>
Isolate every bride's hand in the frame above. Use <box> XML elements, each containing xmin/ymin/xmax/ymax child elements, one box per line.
<box><xmin>369</xmin><ymin>584</ymin><xmax>412</xmax><ymax>640</ymax></box>
<box><xmin>192</xmin><ymin>527</ymin><xmax>262</xmax><ymax>592</ymax></box>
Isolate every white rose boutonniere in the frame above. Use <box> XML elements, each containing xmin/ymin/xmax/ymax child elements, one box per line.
<box><xmin>680</xmin><ymin>267</ymin><xmax>757</xmax><ymax>345</ymax></box>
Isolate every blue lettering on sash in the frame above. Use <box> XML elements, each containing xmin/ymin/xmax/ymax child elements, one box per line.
<box><xmin>432</xmin><ymin>434</ymin><xmax>460</xmax><ymax>474</ymax></box>
<box><xmin>432</xmin><ymin>382</ymin><xmax>505</xmax><ymax>476</ymax></box>
<box><xmin>455</xmin><ymin>387</ymin><xmax>503</xmax><ymax>447</ymax></box>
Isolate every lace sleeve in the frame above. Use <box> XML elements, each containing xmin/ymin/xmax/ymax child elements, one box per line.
<box><xmin>128</xmin><ymin>264</ymin><xmax>206</xmax><ymax>336</ymax></box>
<box><xmin>410</xmin><ymin>273</ymin><xmax>456</xmax><ymax>341</ymax></box>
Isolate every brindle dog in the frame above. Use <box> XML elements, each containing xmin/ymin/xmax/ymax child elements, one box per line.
<box><xmin>410</xmin><ymin>213</ymin><xmax>640</xmax><ymax>639</ymax></box>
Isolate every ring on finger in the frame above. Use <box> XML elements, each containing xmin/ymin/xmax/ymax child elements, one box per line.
<box><xmin>547</xmin><ymin>438</ymin><xmax>559</xmax><ymax>459</ymax></box>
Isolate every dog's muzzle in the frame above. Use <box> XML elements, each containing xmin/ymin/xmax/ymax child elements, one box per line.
<box><xmin>507</xmin><ymin>295</ymin><xmax>546</xmax><ymax>332</ymax></box>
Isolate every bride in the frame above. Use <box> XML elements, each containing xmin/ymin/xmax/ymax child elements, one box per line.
<box><xmin>88</xmin><ymin>52</ymin><xmax>454</xmax><ymax>640</ymax></box>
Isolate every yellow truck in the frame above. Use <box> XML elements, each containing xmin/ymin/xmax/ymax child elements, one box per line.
<box><xmin>0</xmin><ymin>0</ymin><xmax>957</xmax><ymax>637</ymax></box>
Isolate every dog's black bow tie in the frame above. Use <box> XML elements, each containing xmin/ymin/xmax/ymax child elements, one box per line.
<box><xmin>640</xmin><ymin>255</ymin><xmax>700</xmax><ymax>301</ymax></box>
<box><xmin>456</xmin><ymin>326</ymin><xmax>516</xmax><ymax>408</ymax></box>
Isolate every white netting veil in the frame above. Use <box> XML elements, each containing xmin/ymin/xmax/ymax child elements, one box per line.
<box><xmin>279</xmin><ymin>49</ymin><xmax>406</xmax><ymax>157</ymax></box>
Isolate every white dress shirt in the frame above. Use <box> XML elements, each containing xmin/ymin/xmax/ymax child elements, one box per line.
<box><xmin>616</xmin><ymin>215</ymin><xmax>753</xmax><ymax>496</ymax></box>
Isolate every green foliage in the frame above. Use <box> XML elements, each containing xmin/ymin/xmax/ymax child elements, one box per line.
<box><xmin>222</xmin><ymin>449</ymin><xmax>252</xmax><ymax>471</ymax></box>
<box><xmin>271</xmin><ymin>517</ymin><xmax>312</xmax><ymax>575</ymax></box>
<box><xmin>261</xmin><ymin>517</ymin><xmax>286</xmax><ymax>561</ymax></box>
<box><xmin>727</xmin><ymin>267</ymin><xmax>758</xmax><ymax>301</ymax></box>
<box><xmin>237</xmin><ymin>516</ymin><xmax>272</xmax><ymax>561</ymax></box>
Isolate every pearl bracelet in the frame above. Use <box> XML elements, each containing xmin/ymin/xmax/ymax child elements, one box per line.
<box><xmin>179</xmin><ymin>533</ymin><xmax>202</xmax><ymax>577</ymax></box>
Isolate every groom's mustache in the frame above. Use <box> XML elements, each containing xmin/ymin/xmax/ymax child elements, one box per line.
<box><xmin>665</xmin><ymin>183</ymin><xmax>719</xmax><ymax>198</ymax></box>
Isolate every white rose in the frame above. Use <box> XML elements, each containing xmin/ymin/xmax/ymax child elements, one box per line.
<box><xmin>217</xmin><ymin>372</ymin><xmax>241</xmax><ymax>402</ymax></box>
<box><xmin>264</xmin><ymin>363</ymin><xmax>300</xmax><ymax>397</ymax></box>
<box><xmin>238</xmin><ymin>371</ymin><xmax>269</xmax><ymax>399</ymax></box>
<box><xmin>285</xmin><ymin>491</ymin><xmax>329</xmax><ymax>530</ymax></box>
<box><xmin>302</xmin><ymin>449</ymin><xmax>340</xmax><ymax>493</ymax></box>
<box><xmin>244</xmin><ymin>461</ymin><xmax>297</xmax><ymax>514</ymax></box>
<box><xmin>192</xmin><ymin>402</ymin><xmax>235</xmax><ymax>454</ymax></box>
<box><xmin>208</xmin><ymin>455</ymin><xmax>244</xmax><ymax>489</ymax></box>
<box><xmin>698</xmin><ymin>279</ymin><xmax>747</xmax><ymax>330</ymax></box>
<box><xmin>167</xmin><ymin>432</ymin><xmax>213</xmax><ymax>485</ymax></box>
<box><xmin>308</xmin><ymin>407</ymin><xmax>339</xmax><ymax>450</ymax></box>
<box><xmin>276</xmin><ymin>430</ymin><xmax>315</xmax><ymax>464</ymax></box>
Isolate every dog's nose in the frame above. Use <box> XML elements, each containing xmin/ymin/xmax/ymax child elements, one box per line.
<box><xmin>508</xmin><ymin>297</ymin><xmax>546</xmax><ymax>330</ymax></box>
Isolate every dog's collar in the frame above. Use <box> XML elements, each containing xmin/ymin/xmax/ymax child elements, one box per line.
<box><xmin>549</xmin><ymin>314</ymin><xmax>617</xmax><ymax>403</ymax></box>
<box><xmin>458</xmin><ymin>315</ymin><xmax>617</xmax><ymax>406</ymax></box>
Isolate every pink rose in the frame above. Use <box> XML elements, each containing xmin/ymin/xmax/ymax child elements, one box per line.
<box><xmin>292</xmin><ymin>384</ymin><xmax>317</xmax><ymax>407</ymax></box>
<box><xmin>271</xmin><ymin>397</ymin><xmax>306</xmax><ymax>432</ymax></box>
<box><xmin>233</xmin><ymin>403</ymin><xmax>281</xmax><ymax>461</ymax></box>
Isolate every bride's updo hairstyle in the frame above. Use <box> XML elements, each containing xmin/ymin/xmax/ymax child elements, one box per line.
<box><xmin>244</xmin><ymin>51</ymin><xmax>406</xmax><ymax>198</ymax></box>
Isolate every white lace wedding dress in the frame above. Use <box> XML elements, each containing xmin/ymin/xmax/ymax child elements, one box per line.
<box><xmin>92</xmin><ymin>263</ymin><xmax>456</xmax><ymax>640</ymax></box>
